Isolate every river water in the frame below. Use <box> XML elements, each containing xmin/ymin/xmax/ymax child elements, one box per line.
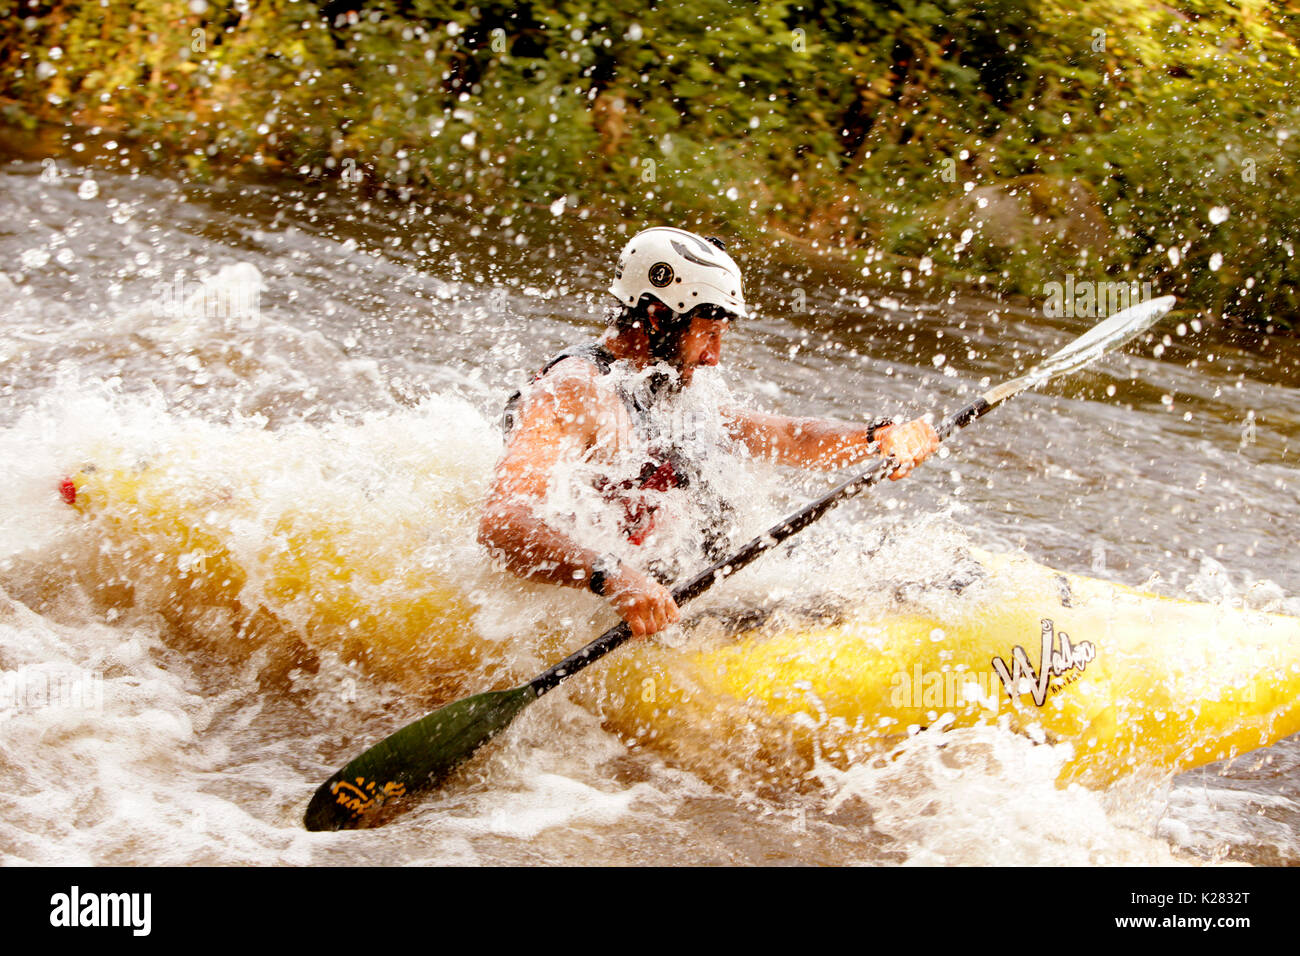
<box><xmin>1</xmin><ymin>138</ymin><xmax>1298</xmax><ymax>865</ymax></box>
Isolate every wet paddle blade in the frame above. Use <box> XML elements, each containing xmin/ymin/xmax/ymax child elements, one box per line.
<box><xmin>303</xmin><ymin>684</ymin><xmax>537</xmax><ymax>831</ymax></box>
<box><xmin>970</xmin><ymin>295</ymin><xmax>1176</xmax><ymax>418</ymax></box>
<box><xmin>993</xmin><ymin>295</ymin><xmax>1175</xmax><ymax>405</ymax></box>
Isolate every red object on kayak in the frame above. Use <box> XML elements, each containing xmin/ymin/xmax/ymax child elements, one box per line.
<box><xmin>59</xmin><ymin>477</ymin><xmax>76</xmax><ymax>505</ymax></box>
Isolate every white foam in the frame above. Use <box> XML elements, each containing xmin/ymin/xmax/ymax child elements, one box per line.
<box><xmin>816</xmin><ymin>725</ymin><xmax>1188</xmax><ymax>866</ymax></box>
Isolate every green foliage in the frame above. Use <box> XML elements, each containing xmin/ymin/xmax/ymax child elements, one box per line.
<box><xmin>3</xmin><ymin>0</ymin><xmax>1299</xmax><ymax>328</ymax></box>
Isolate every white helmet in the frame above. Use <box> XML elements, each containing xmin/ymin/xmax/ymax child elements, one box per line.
<box><xmin>608</xmin><ymin>227</ymin><xmax>748</xmax><ymax>319</ymax></box>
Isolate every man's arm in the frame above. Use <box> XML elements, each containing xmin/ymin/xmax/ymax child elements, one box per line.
<box><xmin>722</xmin><ymin>407</ymin><xmax>940</xmax><ymax>479</ymax></box>
<box><xmin>478</xmin><ymin>371</ymin><xmax>596</xmax><ymax>587</ymax></box>
<box><xmin>478</xmin><ymin>365</ymin><xmax>680</xmax><ymax>637</ymax></box>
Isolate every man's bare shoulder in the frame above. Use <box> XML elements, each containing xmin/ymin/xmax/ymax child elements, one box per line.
<box><xmin>534</xmin><ymin>354</ymin><xmax>606</xmax><ymax>392</ymax></box>
<box><xmin>510</xmin><ymin>354</ymin><xmax>621</xmax><ymax>440</ymax></box>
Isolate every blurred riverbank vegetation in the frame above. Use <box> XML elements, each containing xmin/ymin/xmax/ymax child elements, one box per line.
<box><xmin>3</xmin><ymin>0</ymin><xmax>1298</xmax><ymax>328</ymax></box>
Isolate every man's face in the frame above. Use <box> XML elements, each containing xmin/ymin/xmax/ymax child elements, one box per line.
<box><xmin>673</xmin><ymin>315</ymin><xmax>729</xmax><ymax>386</ymax></box>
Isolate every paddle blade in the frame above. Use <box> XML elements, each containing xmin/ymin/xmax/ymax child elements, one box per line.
<box><xmin>304</xmin><ymin>684</ymin><xmax>537</xmax><ymax>831</ymax></box>
<box><xmin>1032</xmin><ymin>294</ymin><xmax>1175</xmax><ymax>383</ymax></box>
<box><xmin>979</xmin><ymin>295</ymin><xmax>1175</xmax><ymax>409</ymax></box>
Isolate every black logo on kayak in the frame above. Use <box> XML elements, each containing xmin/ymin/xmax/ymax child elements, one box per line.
<box><xmin>648</xmin><ymin>261</ymin><xmax>674</xmax><ymax>287</ymax></box>
<box><xmin>991</xmin><ymin>619</ymin><xmax>1096</xmax><ymax>706</ymax></box>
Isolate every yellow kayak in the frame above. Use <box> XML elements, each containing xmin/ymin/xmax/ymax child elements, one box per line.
<box><xmin>584</xmin><ymin>550</ymin><xmax>1300</xmax><ymax>787</ymax></box>
<box><xmin>59</xmin><ymin>437</ymin><xmax>483</xmax><ymax>686</ymax></box>
<box><xmin>62</xmin><ymin>450</ymin><xmax>1300</xmax><ymax>789</ymax></box>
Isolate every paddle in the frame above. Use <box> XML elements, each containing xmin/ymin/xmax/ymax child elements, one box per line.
<box><xmin>303</xmin><ymin>294</ymin><xmax>1176</xmax><ymax>831</ymax></box>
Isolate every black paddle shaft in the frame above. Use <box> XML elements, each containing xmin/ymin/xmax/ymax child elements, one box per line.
<box><xmin>528</xmin><ymin>396</ymin><xmax>992</xmax><ymax>696</ymax></box>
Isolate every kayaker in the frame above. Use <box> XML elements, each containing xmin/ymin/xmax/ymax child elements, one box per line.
<box><xmin>479</xmin><ymin>226</ymin><xmax>939</xmax><ymax>638</ymax></box>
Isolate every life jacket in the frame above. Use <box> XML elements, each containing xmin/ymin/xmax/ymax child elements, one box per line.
<box><xmin>502</xmin><ymin>343</ymin><xmax>732</xmax><ymax>562</ymax></box>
